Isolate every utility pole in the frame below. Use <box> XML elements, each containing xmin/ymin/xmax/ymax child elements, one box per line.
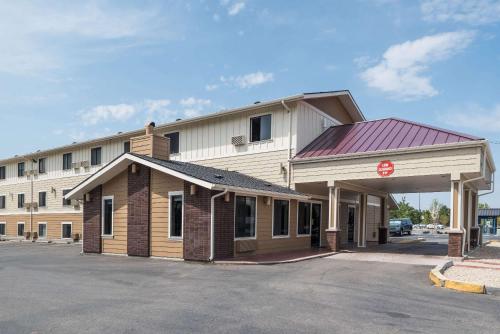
<box><xmin>418</xmin><ymin>192</ymin><xmax>421</xmax><ymax>224</ymax></box>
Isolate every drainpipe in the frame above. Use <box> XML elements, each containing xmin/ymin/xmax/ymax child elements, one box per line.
<box><xmin>210</xmin><ymin>189</ymin><xmax>229</xmax><ymax>262</ymax></box>
<box><xmin>281</xmin><ymin>100</ymin><xmax>293</xmax><ymax>188</ymax></box>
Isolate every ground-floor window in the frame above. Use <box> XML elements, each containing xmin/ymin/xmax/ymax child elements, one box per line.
<box><xmin>169</xmin><ymin>192</ymin><xmax>183</xmax><ymax>238</ymax></box>
<box><xmin>102</xmin><ymin>196</ymin><xmax>114</xmax><ymax>236</ymax></box>
<box><xmin>61</xmin><ymin>222</ymin><xmax>72</xmax><ymax>239</ymax></box>
<box><xmin>17</xmin><ymin>223</ymin><xmax>25</xmax><ymax>237</ymax></box>
<box><xmin>0</xmin><ymin>222</ymin><xmax>5</xmax><ymax>236</ymax></box>
<box><xmin>38</xmin><ymin>223</ymin><xmax>47</xmax><ymax>238</ymax></box>
<box><xmin>273</xmin><ymin>199</ymin><xmax>289</xmax><ymax>237</ymax></box>
<box><xmin>297</xmin><ymin>202</ymin><xmax>311</xmax><ymax>235</ymax></box>
<box><xmin>235</xmin><ymin>196</ymin><xmax>256</xmax><ymax>239</ymax></box>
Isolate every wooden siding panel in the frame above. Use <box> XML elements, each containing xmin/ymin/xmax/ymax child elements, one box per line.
<box><xmin>101</xmin><ymin>170</ymin><xmax>128</xmax><ymax>254</ymax></box>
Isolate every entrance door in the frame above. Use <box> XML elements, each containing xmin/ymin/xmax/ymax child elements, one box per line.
<box><xmin>347</xmin><ymin>206</ymin><xmax>355</xmax><ymax>243</ymax></box>
<box><xmin>311</xmin><ymin>203</ymin><xmax>322</xmax><ymax>247</ymax></box>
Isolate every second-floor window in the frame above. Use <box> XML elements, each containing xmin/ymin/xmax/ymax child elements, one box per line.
<box><xmin>91</xmin><ymin>147</ymin><xmax>102</xmax><ymax>166</ymax></box>
<box><xmin>124</xmin><ymin>141</ymin><xmax>130</xmax><ymax>153</ymax></box>
<box><xmin>62</xmin><ymin>190</ymin><xmax>71</xmax><ymax>206</ymax></box>
<box><xmin>39</xmin><ymin>192</ymin><xmax>47</xmax><ymax>207</ymax></box>
<box><xmin>164</xmin><ymin>132</ymin><xmax>180</xmax><ymax>154</ymax></box>
<box><xmin>0</xmin><ymin>166</ymin><xmax>5</xmax><ymax>180</ymax></box>
<box><xmin>0</xmin><ymin>195</ymin><xmax>5</xmax><ymax>209</ymax></box>
<box><xmin>250</xmin><ymin>114</ymin><xmax>272</xmax><ymax>142</ymax></box>
<box><xmin>38</xmin><ymin>158</ymin><xmax>46</xmax><ymax>174</ymax></box>
<box><xmin>18</xmin><ymin>162</ymin><xmax>25</xmax><ymax>177</ymax></box>
<box><xmin>18</xmin><ymin>194</ymin><xmax>25</xmax><ymax>208</ymax></box>
<box><xmin>63</xmin><ymin>153</ymin><xmax>72</xmax><ymax>170</ymax></box>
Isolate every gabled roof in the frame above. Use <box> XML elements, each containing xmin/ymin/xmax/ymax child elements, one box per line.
<box><xmin>478</xmin><ymin>208</ymin><xmax>500</xmax><ymax>217</ymax></box>
<box><xmin>295</xmin><ymin>118</ymin><xmax>484</xmax><ymax>160</ymax></box>
<box><xmin>65</xmin><ymin>153</ymin><xmax>308</xmax><ymax>200</ymax></box>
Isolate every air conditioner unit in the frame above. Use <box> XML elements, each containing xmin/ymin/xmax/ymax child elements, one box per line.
<box><xmin>31</xmin><ymin>202</ymin><xmax>38</xmax><ymax>209</ymax></box>
<box><xmin>71</xmin><ymin>199</ymin><xmax>80</xmax><ymax>208</ymax></box>
<box><xmin>24</xmin><ymin>203</ymin><xmax>31</xmax><ymax>210</ymax></box>
<box><xmin>80</xmin><ymin>160</ymin><xmax>90</xmax><ymax>168</ymax></box>
<box><xmin>71</xmin><ymin>162</ymin><xmax>80</xmax><ymax>169</ymax></box>
<box><xmin>231</xmin><ymin>135</ymin><xmax>246</xmax><ymax>146</ymax></box>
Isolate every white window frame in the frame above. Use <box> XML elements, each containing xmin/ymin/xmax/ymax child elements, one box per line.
<box><xmin>249</xmin><ymin>113</ymin><xmax>273</xmax><ymax>143</ymax></box>
<box><xmin>90</xmin><ymin>146</ymin><xmax>102</xmax><ymax>166</ymax></box>
<box><xmin>17</xmin><ymin>222</ymin><xmax>25</xmax><ymax>237</ymax></box>
<box><xmin>0</xmin><ymin>194</ymin><xmax>6</xmax><ymax>209</ymax></box>
<box><xmin>0</xmin><ymin>222</ymin><xmax>6</xmax><ymax>236</ymax></box>
<box><xmin>234</xmin><ymin>194</ymin><xmax>258</xmax><ymax>240</ymax></box>
<box><xmin>62</xmin><ymin>152</ymin><xmax>72</xmax><ymax>171</ymax></box>
<box><xmin>38</xmin><ymin>157</ymin><xmax>47</xmax><ymax>174</ymax></box>
<box><xmin>168</xmin><ymin>191</ymin><xmax>184</xmax><ymax>239</ymax></box>
<box><xmin>272</xmin><ymin>198</ymin><xmax>290</xmax><ymax>239</ymax></box>
<box><xmin>38</xmin><ymin>191</ymin><xmax>47</xmax><ymax>208</ymax></box>
<box><xmin>38</xmin><ymin>222</ymin><xmax>47</xmax><ymax>239</ymax></box>
<box><xmin>296</xmin><ymin>200</ymin><xmax>322</xmax><ymax>237</ymax></box>
<box><xmin>101</xmin><ymin>195</ymin><xmax>114</xmax><ymax>237</ymax></box>
<box><xmin>62</xmin><ymin>189</ymin><xmax>72</xmax><ymax>206</ymax></box>
<box><xmin>18</xmin><ymin>193</ymin><xmax>25</xmax><ymax>209</ymax></box>
<box><xmin>0</xmin><ymin>165</ymin><xmax>6</xmax><ymax>180</ymax></box>
<box><xmin>164</xmin><ymin>131</ymin><xmax>181</xmax><ymax>155</ymax></box>
<box><xmin>61</xmin><ymin>222</ymin><xmax>72</xmax><ymax>239</ymax></box>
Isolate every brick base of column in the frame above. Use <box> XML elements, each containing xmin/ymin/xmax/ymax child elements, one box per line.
<box><xmin>378</xmin><ymin>227</ymin><xmax>388</xmax><ymax>244</ymax></box>
<box><xmin>448</xmin><ymin>231</ymin><xmax>463</xmax><ymax>257</ymax></box>
<box><xmin>326</xmin><ymin>229</ymin><xmax>341</xmax><ymax>252</ymax></box>
<box><xmin>469</xmin><ymin>227</ymin><xmax>480</xmax><ymax>249</ymax></box>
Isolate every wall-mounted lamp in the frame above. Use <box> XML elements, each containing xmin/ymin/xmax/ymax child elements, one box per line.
<box><xmin>131</xmin><ymin>163</ymin><xmax>138</xmax><ymax>174</ymax></box>
<box><xmin>190</xmin><ymin>184</ymin><xmax>197</xmax><ymax>196</ymax></box>
<box><xmin>224</xmin><ymin>192</ymin><xmax>230</xmax><ymax>203</ymax></box>
<box><xmin>51</xmin><ymin>187</ymin><xmax>56</xmax><ymax>194</ymax></box>
<box><xmin>85</xmin><ymin>193</ymin><xmax>91</xmax><ymax>202</ymax></box>
<box><xmin>265</xmin><ymin>196</ymin><xmax>272</xmax><ymax>206</ymax></box>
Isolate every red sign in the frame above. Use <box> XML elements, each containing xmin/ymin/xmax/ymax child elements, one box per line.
<box><xmin>377</xmin><ymin>160</ymin><xmax>394</xmax><ymax>177</ymax></box>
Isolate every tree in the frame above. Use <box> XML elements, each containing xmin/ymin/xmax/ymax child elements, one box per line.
<box><xmin>479</xmin><ymin>202</ymin><xmax>490</xmax><ymax>209</ymax></box>
<box><xmin>429</xmin><ymin>199</ymin><xmax>442</xmax><ymax>224</ymax></box>
<box><xmin>390</xmin><ymin>197</ymin><xmax>420</xmax><ymax>224</ymax></box>
<box><xmin>422</xmin><ymin>210</ymin><xmax>432</xmax><ymax>225</ymax></box>
<box><xmin>438</xmin><ymin>205</ymin><xmax>450</xmax><ymax>226</ymax></box>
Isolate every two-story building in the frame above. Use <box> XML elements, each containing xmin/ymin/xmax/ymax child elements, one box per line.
<box><xmin>1</xmin><ymin>91</ymin><xmax>495</xmax><ymax>259</ymax></box>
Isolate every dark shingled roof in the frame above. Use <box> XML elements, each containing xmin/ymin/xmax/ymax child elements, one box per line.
<box><xmin>295</xmin><ymin>118</ymin><xmax>483</xmax><ymax>159</ymax></box>
<box><xmin>478</xmin><ymin>208</ymin><xmax>500</xmax><ymax>217</ymax></box>
<box><xmin>130</xmin><ymin>153</ymin><xmax>303</xmax><ymax>196</ymax></box>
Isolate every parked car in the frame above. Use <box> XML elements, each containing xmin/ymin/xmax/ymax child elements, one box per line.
<box><xmin>427</xmin><ymin>224</ymin><xmax>435</xmax><ymax>229</ymax></box>
<box><xmin>436</xmin><ymin>224</ymin><xmax>445</xmax><ymax>229</ymax></box>
<box><xmin>389</xmin><ymin>218</ymin><xmax>413</xmax><ymax>236</ymax></box>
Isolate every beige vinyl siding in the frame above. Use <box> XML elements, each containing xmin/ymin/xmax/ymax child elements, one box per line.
<box><xmin>366</xmin><ymin>197</ymin><xmax>381</xmax><ymax>242</ymax></box>
<box><xmin>295</xmin><ymin>101</ymin><xmax>336</xmax><ymax>154</ymax></box>
<box><xmin>0</xmin><ymin>213</ymin><xmax>82</xmax><ymax>239</ymax></box>
<box><xmin>150</xmin><ymin>171</ymin><xmax>184</xmax><ymax>258</ymax></box>
<box><xmin>293</xmin><ymin>147</ymin><xmax>482</xmax><ymax>183</ymax></box>
<box><xmin>306</xmin><ymin>97</ymin><xmax>354</xmax><ymax>124</ymax></box>
<box><xmin>101</xmin><ymin>170</ymin><xmax>128</xmax><ymax>254</ymax></box>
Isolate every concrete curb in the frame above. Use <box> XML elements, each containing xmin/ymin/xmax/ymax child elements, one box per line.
<box><xmin>214</xmin><ymin>251</ymin><xmax>337</xmax><ymax>265</ymax></box>
<box><xmin>429</xmin><ymin>261</ymin><xmax>486</xmax><ymax>294</ymax></box>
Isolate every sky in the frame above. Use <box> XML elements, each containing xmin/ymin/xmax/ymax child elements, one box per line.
<box><xmin>0</xmin><ymin>0</ymin><xmax>499</xmax><ymax>209</ymax></box>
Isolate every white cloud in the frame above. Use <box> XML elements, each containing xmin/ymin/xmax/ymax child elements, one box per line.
<box><xmin>441</xmin><ymin>103</ymin><xmax>500</xmax><ymax>132</ymax></box>
<box><xmin>227</xmin><ymin>2</ymin><xmax>246</xmax><ymax>16</ymax></box>
<box><xmin>360</xmin><ymin>31</ymin><xmax>475</xmax><ymax>100</ymax></box>
<box><xmin>179</xmin><ymin>97</ymin><xmax>212</xmax><ymax>107</ymax></box>
<box><xmin>220</xmin><ymin>71</ymin><xmax>274</xmax><ymax>88</ymax></box>
<box><xmin>0</xmin><ymin>1</ymin><xmax>174</xmax><ymax>75</ymax></box>
<box><xmin>421</xmin><ymin>0</ymin><xmax>500</xmax><ymax>25</ymax></box>
<box><xmin>205</xmin><ymin>84</ymin><xmax>219</xmax><ymax>91</ymax></box>
<box><xmin>80</xmin><ymin>103</ymin><xmax>138</xmax><ymax>125</ymax></box>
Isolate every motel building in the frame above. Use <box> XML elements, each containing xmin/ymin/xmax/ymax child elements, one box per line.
<box><xmin>0</xmin><ymin>91</ymin><xmax>495</xmax><ymax>260</ymax></box>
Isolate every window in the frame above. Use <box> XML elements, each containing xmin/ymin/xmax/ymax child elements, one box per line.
<box><xmin>297</xmin><ymin>202</ymin><xmax>311</xmax><ymax>235</ymax></box>
<box><xmin>18</xmin><ymin>162</ymin><xmax>25</xmax><ymax>177</ymax></box>
<box><xmin>38</xmin><ymin>158</ymin><xmax>46</xmax><ymax>174</ymax></box>
<box><xmin>0</xmin><ymin>223</ymin><xmax>5</xmax><ymax>236</ymax></box>
<box><xmin>102</xmin><ymin>196</ymin><xmax>113</xmax><ymax>236</ymax></box>
<box><xmin>91</xmin><ymin>147</ymin><xmax>102</xmax><ymax>166</ymax></box>
<box><xmin>61</xmin><ymin>222</ymin><xmax>72</xmax><ymax>239</ymax></box>
<box><xmin>235</xmin><ymin>196</ymin><xmax>256</xmax><ymax>239</ymax></box>
<box><xmin>0</xmin><ymin>166</ymin><xmax>5</xmax><ymax>180</ymax></box>
<box><xmin>62</xmin><ymin>190</ymin><xmax>71</xmax><ymax>206</ymax></box>
<box><xmin>18</xmin><ymin>194</ymin><xmax>25</xmax><ymax>209</ymax></box>
<box><xmin>38</xmin><ymin>223</ymin><xmax>47</xmax><ymax>238</ymax></box>
<box><xmin>273</xmin><ymin>199</ymin><xmax>289</xmax><ymax>237</ymax></box>
<box><xmin>250</xmin><ymin>114</ymin><xmax>272</xmax><ymax>142</ymax></box>
<box><xmin>124</xmin><ymin>141</ymin><xmax>130</xmax><ymax>153</ymax></box>
<box><xmin>169</xmin><ymin>192</ymin><xmax>183</xmax><ymax>238</ymax></box>
<box><xmin>39</xmin><ymin>192</ymin><xmax>47</xmax><ymax>207</ymax></box>
<box><xmin>164</xmin><ymin>132</ymin><xmax>180</xmax><ymax>154</ymax></box>
<box><xmin>0</xmin><ymin>196</ymin><xmax>5</xmax><ymax>209</ymax></box>
<box><xmin>62</xmin><ymin>153</ymin><xmax>72</xmax><ymax>170</ymax></box>
<box><xmin>17</xmin><ymin>223</ymin><xmax>24</xmax><ymax>237</ymax></box>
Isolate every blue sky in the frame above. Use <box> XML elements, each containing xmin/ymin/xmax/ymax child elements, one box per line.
<box><xmin>0</xmin><ymin>0</ymin><xmax>499</xmax><ymax>209</ymax></box>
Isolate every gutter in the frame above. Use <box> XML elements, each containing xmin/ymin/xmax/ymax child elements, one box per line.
<box><xmin>281</xmin><ymin>100</ymin><xmax>293</xmax><ymax>188</ymax></box>
<box><xmin>210</xmin><ymin>189</ymin><xmax>229</xmax><ymax>261</ymax></box>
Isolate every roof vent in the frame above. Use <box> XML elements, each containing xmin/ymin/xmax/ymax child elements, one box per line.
<box><xmin>265</xmin><ymin>183</ymin><xmax>272</xmax><ymax>187</ymax></box>
<box><xmin>254</xmin><ymin>101</ymin><xmax>261</xmax><ymax>104</ymax></box>
<box><xmin>176</xmin><ymin>118</ymin><xmax>182</xmax><ymax>121</ymax></box>
<box><xmin>214</xmin><ymin>174</ymin><xmax>224</xmax><ymax>179</ymax></box>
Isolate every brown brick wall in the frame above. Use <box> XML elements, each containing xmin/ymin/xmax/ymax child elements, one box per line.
<box><xmin>325</xmin><ymin>230</ymin><xmax>341</xmax><ymax>252</ymax></box>
<box><xmin>83</xmin><ymin>186</ymin><xmax>102</xmax><ymax>253</ymax></box>
<box><xmin>213</xmin><ymin>192</ymin><xmax>234</xmax><ymax>260</ymax></box>
<box><xmin>448</xmin><ymin>231</ymin><xmax>463</xmax><ymax>257</ymax></box>
<box><xmin>127</xmin><ymin>164</ymin><xmax>151</xmax><ymax>257</ymax></box>
<box><xmin>183</xmin><ymin>182</ymin><xmax>211</xmax><ymax>261</ymax></box>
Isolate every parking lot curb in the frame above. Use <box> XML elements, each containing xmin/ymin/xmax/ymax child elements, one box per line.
<box><xmin>429</xmin><ymin>261</ymin><xmax>486</xmax><ymax>294</ymax></box>
<box><xmin>214</xmin><ymin>251</ymin><xmax>337</xmax><ymax>265</ymax></box>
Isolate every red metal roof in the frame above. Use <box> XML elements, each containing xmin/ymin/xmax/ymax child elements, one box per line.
<box><xmin>295</xmin><ymin>118</ymin><xmax>483</xmax><ymax>159</ymax></box>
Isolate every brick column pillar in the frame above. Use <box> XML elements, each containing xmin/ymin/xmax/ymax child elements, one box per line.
<box><xmin>183</xmin><ymin>182</ymin><xmax>211</xmax><ymax>261</ymax></box>
<box><xmin>83</xmin><ymin>186</ymin><xmax>102</xmax><ymax>254</ymax></box>
<box><xmin>378</xmin><ymin>196</ymin><xmax>388</xmax><ymax>244</ymax></box>
<box><xmin>448</xmin><ymin>179</ymin><xmax>464</xmax><ymax>257</ymax></box>
<box><xmin>127</xmin><ymin>164</ymin><xmax>151</xmax><ymax>257</ymax></box>
<box><xmin>448</xmin><ymin>231</ymin><xmax>464</xmax><ymax>257</ymax></box>
<box><xmin>213</xmin><ymin>192</ymin><xmax>235</xmax><ymax>260</ymax></box>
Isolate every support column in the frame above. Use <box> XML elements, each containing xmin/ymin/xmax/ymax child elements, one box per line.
<box><xmin>448</xmin><ymin>179</ymin><xmax>464</xmax><ymax>257</ymax></box>
<box><xmin>470</xmin><ymin>191</ymin><xmax>480</xmax><ymax>249</ymax></box>
<box><xmin>379</xmin><ymin>196</ymin><xmax>389</xmax><ymax>244</ymax></box>
<box><xmin>358</xmin><ymin>193</ymin><xmax>367</xmax><ymax>248</ymax></box>
<box><xmin>325</xmin><ymin>186</ymin><xmax>341</xmax><ymax>252</ymax></box>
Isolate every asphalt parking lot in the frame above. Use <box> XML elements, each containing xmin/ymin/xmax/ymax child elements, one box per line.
<box><xmin>0</xmin><ymin>242</ymin><xmax>499</xmax><ymax>334</ymax></box>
